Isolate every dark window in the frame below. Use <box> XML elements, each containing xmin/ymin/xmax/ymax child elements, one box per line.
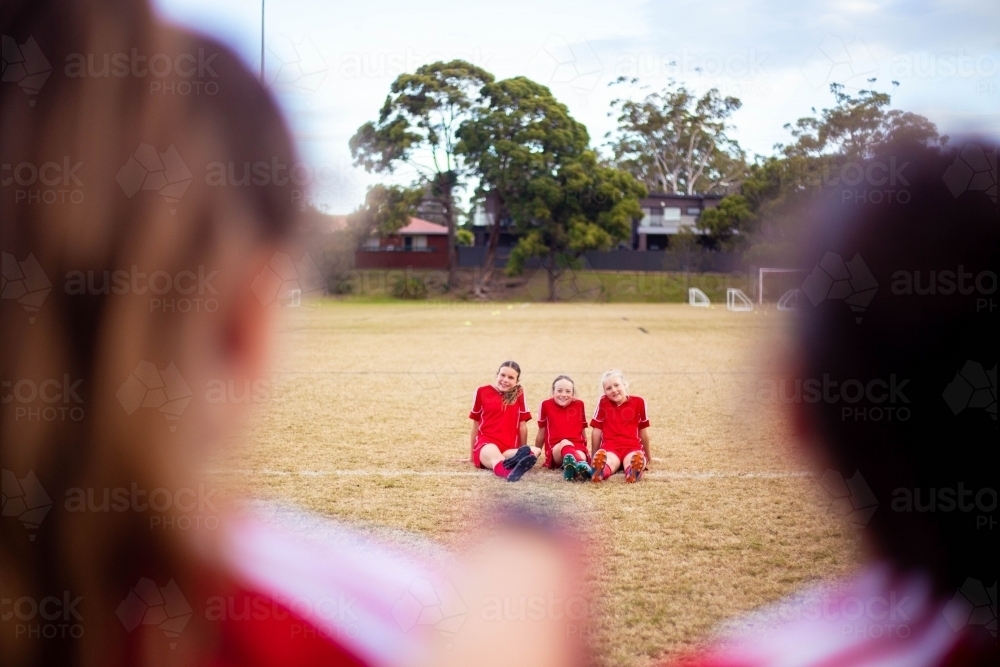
<box><xmin>686</xmin><ymin>207</ymin><xmax>700</xmax><ymax>215</ymax></box>
<box><xmin>404</xmin><ymin>236</ymin><xmax>413</xmax><ymax>250</ymax></box>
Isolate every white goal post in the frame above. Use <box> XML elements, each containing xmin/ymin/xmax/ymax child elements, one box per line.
<box><xmin>688</xmin><ymin>287</ymin><xmax>711</xmax><ymax>307</ymax></box>
<box><xmin>757</xmin><ymin>268</ymin><xmax>808</xmax><ymax>306</ymax></box>
<box><xmin>727</xmin><ymin>288</ymin><xmax>754</xmax><ymax>311</ymax></box>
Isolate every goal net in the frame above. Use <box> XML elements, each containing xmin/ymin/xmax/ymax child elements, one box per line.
<box><xmin>757</xmin><ymin>268</ymin><xmax>808</xmax><ymax>309</ymax></box>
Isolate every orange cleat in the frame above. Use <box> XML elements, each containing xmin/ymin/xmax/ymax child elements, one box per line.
<box><xmin>625</xmin><ymin>452</ymin><xmax>646</xmax><ymax>483</ymax></box>
<box><xmin>591</xmin><ymin>450</ymin><xmax>607</xmax><ymax>483</ymax></box>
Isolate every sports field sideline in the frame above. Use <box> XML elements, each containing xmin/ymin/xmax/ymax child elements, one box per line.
<box><xmin>209</xmin><ymin>301</ymin><xmax>862</xmax><ymax>667</ymax></box>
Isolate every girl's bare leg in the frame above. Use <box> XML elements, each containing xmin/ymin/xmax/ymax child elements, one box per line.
<box><xmin>551</xmin><ymin>439</ymin><xmax>575</xmax><ymax>466</ymax></box>
<box><xmin>478</xmin><ymin>443</ymin><xmax>504</xmax><ymax>470</ymax></box>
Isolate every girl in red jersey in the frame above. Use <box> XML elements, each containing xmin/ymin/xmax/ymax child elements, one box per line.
<box><xmin>590</xmin><ymin>370</ymin><xmax>651</xmax><ymax>483</ymax></box>
<box><xmin>469</xmin><ymin>361</ymin><xmax>538</xmax><ymax>481</ymax></box>
<box><xmin>535</xmin><ymin>375</ymin><xmax>594</xmax><ymax>481</ymax></box>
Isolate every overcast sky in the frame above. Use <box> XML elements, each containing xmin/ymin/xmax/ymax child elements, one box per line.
<box><xmin>154</xmin><ymin>0</ymin><xmax>1000</xmax><ymax>214</ymax></box>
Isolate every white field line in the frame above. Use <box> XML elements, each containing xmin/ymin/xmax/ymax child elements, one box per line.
<box><xmin>206</xmin><ymin>468</ymin><xmax>812</xmax><ymax>480</ymax></box>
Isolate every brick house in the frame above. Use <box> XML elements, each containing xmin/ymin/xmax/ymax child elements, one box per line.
<box><xmin>355</xmin><ymin>217</ymin><xmax>450</xmax><ymax>269</ymax></box>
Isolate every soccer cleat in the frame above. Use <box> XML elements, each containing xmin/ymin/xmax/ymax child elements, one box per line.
<box><xmin>507</xmin><ymin>454</ymin><xmax>537</xmax><ymax>482</ymax></box>
<box><xmin>625</xmin><ymin>453</ymin><xmax>646</xmax><ymax>483</ymax></box>
<box><xmin>574</xmin><ymin>458</ymin><xmax>594</xmax><ymax>481</ymax></box>
<box><xmin>590</xmin><ymin>450</ymin><xmax>607</xmax><ymax>483</ymax></box>
<box><xmin>562</xmin><ymin>453</ymin><xmax>579</xmax><ymax>481</ymax></box>
<box><xmin>503</xmin><ymin>446</ymin><xmax>532</xmax><ymax>470</ymax></box>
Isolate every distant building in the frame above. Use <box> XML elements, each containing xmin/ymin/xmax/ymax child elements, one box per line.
<box><xmin>355</xmin><ymin>217</ymin><xmax>450</xmax><ymax>269</ymax></box>
<box><xmin>470</xmin><ymin>192</ymin><xmax>517</xmax><ymax>249</ymax></box>
<box><xmin>467</xmin><ymin>192</ymin><xmax>723</xmax><ymax>253</ymax></box>
<box><xmin>634</xmin><ymin>193</ymin><xmax>722</xmax><ymax>250</ymax></box>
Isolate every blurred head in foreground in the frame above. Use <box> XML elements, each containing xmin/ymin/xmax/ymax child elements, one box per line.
<box><xmin>2</xmin><ymin>4</ymin><xmax>582</xmax><ymax>667</ymax></box>
<box><xmin>682</xmin><ymin>140</ymin><xmax>997</xmax><ymax>667</ymax></box>
<box><xmin>1</xmin><ymin>0</ymin><xmax>298</xmax><ymax>664</ymax></box>
<box><xmin>793</xmin><ymin>140</ymin><xmax>996</xmax><ymax>596</ymax></box>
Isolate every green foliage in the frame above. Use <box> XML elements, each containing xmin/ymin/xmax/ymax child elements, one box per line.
<box><xmin>506</xmin><ymin>150</ymin><xmax>646</xmax><ymax>276</ymax></box>
<box><xmin>697</xmin><ymin>194</ymin><xmax>755</xmax><ymax>249</ymax></box>
<box><xmin>350</xmin><ymin>61</ymin><xmax>497</xmax><ymax>278</ymax></box>
<box><xmin>705</xmin><ymin>81</ymin><xmax>943</xmax><ymax>255</ymax></box>
<box><xmin>457</xmin><ymin>76</ymin><xmax>591</xmax><ymax>213</ymax></box>
<box><xmin>348</xmin><ymin>184</ymin><xmax>423</xmax><ymax>237</ymax></box>
<box><xmin>350</xmin><ymin>60</ymin><xmax>495</xmax><ymax>177</ymax></box>
<box><xmin>606</xmin><ymin>79</ymin><xmax>747</xmax><ymax>195</ymax></box>
<box><xmin>780</xmin><ymin>82</ymin><xmax>945</xmax><ymax>160</ymax></box>
<box><xmin>390</xmin><ymin>275</ymin><xmax>428</xmax><ymax>300</ymax></box>
<box><xmin>456</xmin><ymin>77</ymin><xmax>644</xmax><ymax>298</ymax></box>
<box><xmin>455</xmin><ymin>228</ymin><xmax>474</xmax><ymax>246</ymax></box>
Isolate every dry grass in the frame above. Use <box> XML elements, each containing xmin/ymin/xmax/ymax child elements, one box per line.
<box><xmin>209</xmin><ymin>301</ymin><xmax>862</xmax><ymax>667</ymax></box>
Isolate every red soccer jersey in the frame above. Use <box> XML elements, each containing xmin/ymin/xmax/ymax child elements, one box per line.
<box><xmin>469</xmin><ymin>385</ymin><xmax>531</xmax><ymax>453</ymax></box>
<box><xmin>538</xmin><ymin>398</ymin><xmax>588</xmax><ymax>467</ymax></box>
<box><xmin>590</xmin><ymin>395</ymin><xmax>649</xmax><ymax>452</ymax></box>
<box><xmin>538</xmin><ymin>398</ymin><xmax>587</xmax><ymax>448</ymax></box>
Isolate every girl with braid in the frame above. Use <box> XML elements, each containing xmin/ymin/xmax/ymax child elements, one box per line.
<box><xmin>469</xmin><ymin>361</ymin><xmax>538</xmax><ymax>481</ymax></box>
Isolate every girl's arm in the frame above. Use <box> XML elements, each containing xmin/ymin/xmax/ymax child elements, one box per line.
<box><xmin>534</xmin><ymin>426</ymin><xmax>545</xmax><ymax>449</ymax></box>
<box><xmin>591</xmin><ymin>427</ymin><xmax>602</xmax><ymax>456</ymax></box>
<box><xmin>639</xmin><ymin>427</ymin><xmax>651</xmax><ymax>468</ymax></box>
<box><xmin>470</xmin><ymin>420</ymin><xmax>480</xmax><ymax>450</ymax></box>
<box><xmin>519</xmin><ymin>422</ymin><xmax>528</xmax><ymax>447</ymax></box>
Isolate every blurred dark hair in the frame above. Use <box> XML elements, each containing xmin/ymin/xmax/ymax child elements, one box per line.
<box><xmin>1</xmin><ymin>1</ymin><xmax>299</xmax><ymax>665</ymax></box>
<box><xmin>794</xmin><ymin>138</ymin><xmax>997</xmax><ymax>594</ymax></box>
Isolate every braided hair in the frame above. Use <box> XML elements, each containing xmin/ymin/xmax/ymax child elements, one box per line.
<box><xmin>498</xmin><ymin>361</ymin><xmax>523</xmax><ymax>406</ymax></box>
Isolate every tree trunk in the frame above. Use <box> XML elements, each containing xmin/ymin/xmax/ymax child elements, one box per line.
<box><xmin>436</xmin><ymin>173</ymin><xmax>458</xmax><ymax>289</ymax></box>
<box><xmin>546</xmin><ymin>255</ymin><xmax>559</xmax><ymax>302</ymax></box>
<box><xmin>474</xmin><ymin>205</ymin><xmax>503</xmax><ymax>298</ymax></box>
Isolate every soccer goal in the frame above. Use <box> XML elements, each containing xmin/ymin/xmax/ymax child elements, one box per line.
<box><xmin>757</xmin><ymin>268</ymin><xmax>808</xmax><ymax>308</ymax></box>
<box><xmin>278</xmin><ymin>288</ymin><xmax>302</xmax><ymax>307</ymax></box>
<box><xmin>688</xmin><ymin>287</ymin><xmax>711</xmax><ymax>307</ymax></box>
<box><xmin>726</xmin><ymin>288</ymin><xmax>754</xmax><ymax>311</ymax></box>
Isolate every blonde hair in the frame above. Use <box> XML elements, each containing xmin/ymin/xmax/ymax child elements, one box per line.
<box><xmin>600</xmin><ymin>369</ymin><xmax>629</xmax><ymax>398</ymax></box>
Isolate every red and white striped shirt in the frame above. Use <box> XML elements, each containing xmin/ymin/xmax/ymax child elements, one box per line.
<box><xmin>669</xmin><ymin>565</ymin><xmax>994</xmax><ymax>667</ymax></box>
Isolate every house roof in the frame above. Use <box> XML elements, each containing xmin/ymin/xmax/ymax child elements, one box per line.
<box><xmin>397</xmin><ymin>217</ymin><xmax>448</xmax><ymax>235</ymax></box>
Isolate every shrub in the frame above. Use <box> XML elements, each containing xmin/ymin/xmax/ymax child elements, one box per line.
<box><xmin>390</xmin><ymin>275</ymin><xmax>428</xmax><ymax>299</ymax></box>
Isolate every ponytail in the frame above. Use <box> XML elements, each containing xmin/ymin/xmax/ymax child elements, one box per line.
<box><xmin>497</xmin><ymin>361</ymin><xmax>522</xmax><ymax>407</ymax></box>
<box><xmin>502</xmin><ymin>384</ymin><xmax>523</xmax><ymax>407</ymax></box>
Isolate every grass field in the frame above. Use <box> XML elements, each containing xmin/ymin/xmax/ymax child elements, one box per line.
<box><xmin>332</xmin><ymin>268</ymin><xmax>753</xmax><ymax>303</ymax></box>
<box><xmin>210</xmin><ymin>301</ymin><xmax>862</xmax><ymax>667</ymax></box>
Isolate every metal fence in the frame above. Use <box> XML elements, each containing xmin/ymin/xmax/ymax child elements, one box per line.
<box><xmin>457</xmin><ymin>247</ymin><xmax>741</xmax><ymax>273</ymax></box>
